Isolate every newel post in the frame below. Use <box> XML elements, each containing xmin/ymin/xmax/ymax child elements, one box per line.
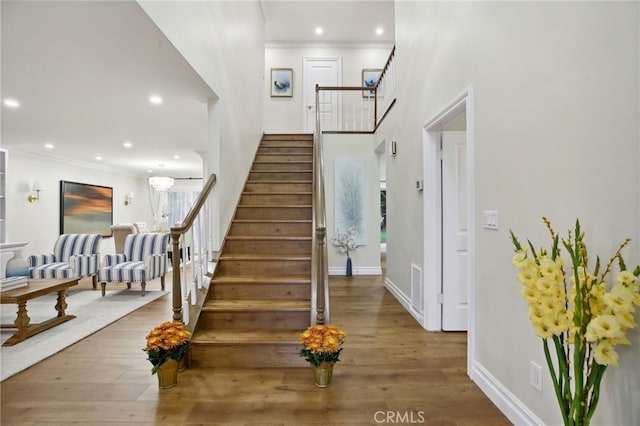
<box><xmin>316</xmin><ymin>226</ymin><xmax>326</xmax><ymax>324</ymax></box>
<box><xmin>170</xmin><ymin>232</ymin><xmax>183</xmax><ymax>322</ymax></box>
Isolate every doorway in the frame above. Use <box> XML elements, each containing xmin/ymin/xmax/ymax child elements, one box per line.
<box><xmin>422</xmin><ymin>90</ymin><xmax>475</xmax><ymax>373</ymax></box>
<box><xmin>302</xmin><ymin>57</ymin><xmax>342</xmax><ymax>132</ymax></box>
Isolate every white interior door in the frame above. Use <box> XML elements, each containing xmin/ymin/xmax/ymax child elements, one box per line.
<box><xmin>303</xmin><ymin>58</ymin><xmax>342</xmax><ymax>132</ymax></box>
<box><xmin>441</xmin><ymin>131</ymin><xmax>468</xmax><ymax>331</ymax></box>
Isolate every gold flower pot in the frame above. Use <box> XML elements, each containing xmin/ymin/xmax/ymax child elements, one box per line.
<box><xmin>156</xmin><ymin>359</ymin><xmax>179</xmax><ymax>389</ymax></box>
<box><xmin>313</xmin><ymin>362</ymin><xmax>335</xmax><ymax>388</ymax></box>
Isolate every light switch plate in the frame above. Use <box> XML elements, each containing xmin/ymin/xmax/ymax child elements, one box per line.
<box><xmin>483</xmin><ymin>210</ymin><xmax>498</xmax><ymax>230</ymax></box>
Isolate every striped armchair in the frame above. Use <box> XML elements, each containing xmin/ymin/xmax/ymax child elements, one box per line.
<box><xmin>28</xmin><ymin>234</ymin><xmax>102</xmax><ymax>287</ymax></box>
<box><xmin>98</xmin><ymin>233</ymin><xmax>169</xmax><ymax>296</ymax></box>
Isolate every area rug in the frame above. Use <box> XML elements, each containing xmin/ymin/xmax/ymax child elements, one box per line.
<box><xmin>0</xmin><ymin>287</ymin><xmax>168</xmax><ymax>381</ymax></box>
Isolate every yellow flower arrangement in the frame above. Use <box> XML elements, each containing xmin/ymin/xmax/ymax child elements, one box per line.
<box><xmin>299</xmin><ymin>324</ymin><xmax>346</xmax><ymax>366</ymax></box>
<box><xmin>510</xmin><ymin>218</ymin><xmax>640</xmax><ymax>426</ymax></box>
<box><xmin>143</xmin><ymin>321</ymin><xmax>191</xmax><ymax>374</ymax></box>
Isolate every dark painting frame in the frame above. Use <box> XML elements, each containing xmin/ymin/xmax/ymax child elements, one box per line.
<box><xmin>60</xmin><ymin>180</ymin><xmax>113</xmax><ymax>237</ymax></box>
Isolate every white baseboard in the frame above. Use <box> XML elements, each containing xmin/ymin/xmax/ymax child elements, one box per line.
<box><xmin>329</xmin><ymin>266</ymin><xmax>382</xmax><ymax>275</ymax></box>
<box><xmin>385</xmin><ymin>275</ymin><xmax>542</xmax><ymax>425</ymax></box>
<box><xmin>384</xmin><ymin>277</ymin><xmax>424</xmax><ymax>325</ymax></box>
<box><xmin>471</xmin><ymin>361</ymin><xmax>544</xmax><ymax>426</ymax></box>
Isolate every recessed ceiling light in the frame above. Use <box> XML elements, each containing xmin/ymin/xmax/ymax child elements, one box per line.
<box><xmin>44</xmin><ymin>143</ymin><xmax>54</xmax><ymax>149</ymax></box>
<box><xmin>96</xmin><ymin>156</ymin><xmax>103</xmax><ymax>161</ymax></box>
<box><xmin>149</xmin><ymin>95</ymin><xmax>163</xmax><ymax>105</ymax></box>
<box><xmin>173</xmin><ymin>155</ymin><xmax>180</xmax><ymax>160</ymax></box>
<box><xmin>123</xmin><ymin>141</ymin><xmax>133</xmax><ymax>148</ymax></box>
<box><xmin>3</xmin><ymin>99</ymin><xmax>20</xmax><ymax>108</ymax></box>
<box><xmin>375</xmin><ymin>27</ymin><xmax>384</xmax><ymax>35</ymax></box>
<box><xmin>315</xmin><ymin>27</ymin><xmax>323</xmax><ymax>35</ymax></box>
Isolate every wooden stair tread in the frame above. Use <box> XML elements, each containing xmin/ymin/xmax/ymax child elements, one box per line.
<box><xmin>238</xmin><ymin>204</ymin><xmax>311</xmax><ymax>208</ymax></box>
<box><xmin>219</xmin><ymin>254</ymin><xmax>311</xmax><ymax>260</ymax></box>
<box><xmin>226</xmin><ymin>236</ymin><xmax>311</xmax><ymax>241</ymax></box>
<box><xmin>246</xmin><ymin>180</ymin><xmax>312</xmax><ymax>184</ymax></box>
<box><xmin>203</xmin><ymin>299</ymin><xmax>310</xmax><ymax>311</ymax></box>
<box><xmin>232</xmin><ymin>219</ymin><xmax>312</xmax><ymax>223</ymax></box>
<box><xmin>192</xmin><ymin>329</ymin><xmax>302</xmax><ymax>345</ymax></box>
<box><xmin>212</xmin><ymin>275</ymin><xmax>311</xmax><ymax>284</ymax></box>
<box><xmin>254</xmin><ymin>161</ymin><xmax>312</xmax><ymax>164</ymax></box>
<box><xmin>242</xmin><ymin>191</ymin><xmax>312</xmax><ymax>195</ymax></box>
<box><xmin>257</xmin><ymin>153</ymin><xmax>311</xmax><ymax>156</ymax></box>
<box><xmin>250</xmin><ymin>169</ymin><xmax>312</xmax><ymax>172</ymax></box>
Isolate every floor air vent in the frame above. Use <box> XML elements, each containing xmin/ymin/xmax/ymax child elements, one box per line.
<box><xmin>411</xmin><ymin>263</ymin><xmax>423</xmax><ymax>314</ymax></box>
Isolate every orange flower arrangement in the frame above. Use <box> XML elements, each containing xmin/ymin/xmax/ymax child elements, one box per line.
<box><xmin>299</xmin><ymin>324</ymin><xmax>346</xmax><ymax>366</ymax></box>
<box><xmin>143</xmin><ymin>321</ymin><xmax>191</xmax><ymax>374</ymax></box>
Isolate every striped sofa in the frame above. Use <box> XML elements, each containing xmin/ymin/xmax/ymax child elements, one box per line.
<box><xmin>98</xmin><ymin>233</ymin><xmax>169</xmax><ymax>296</ymax></box>
<box><xmin>28</xmin><ymin>233</ymin><xmax>102</xmax><ymax>287</ymax></box>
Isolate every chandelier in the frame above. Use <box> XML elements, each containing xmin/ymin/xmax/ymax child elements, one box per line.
<box><xmin>148</xmin><ymin>176</ymin><xmax>174</xmax><ymax>191</ymax></box>
<box><xmin>148</xmin><ymin>165</ymin><xmax>174</xmax><ymax>191</ymax></box>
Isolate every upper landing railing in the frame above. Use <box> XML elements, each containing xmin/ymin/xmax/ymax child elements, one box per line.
<box><xmin>316</xmin><ymin>46</ymin><xmax>396</xmax><ymax>133</ymax></box>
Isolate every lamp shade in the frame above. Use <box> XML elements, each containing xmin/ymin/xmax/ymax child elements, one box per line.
<box><xmin>32</xmin><ymin>180</ymin><xmax>43</xmax><ymax>191</ymax></box>
<box><xmin>149</xmin><ymin>176</ymin><xmax>174</xmax><ymax>191</ymax></box>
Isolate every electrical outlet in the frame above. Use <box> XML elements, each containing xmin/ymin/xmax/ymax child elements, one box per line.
<box><xmin>530</xmin><ymin>361</ymin><xmax>542</xmax><ymax>392</ymax></box>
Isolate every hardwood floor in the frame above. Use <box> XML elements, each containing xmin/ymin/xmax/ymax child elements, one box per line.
<box><xmin>0</xmin><ymin>267</ymin><xmax>510</xmax><ymax>425</ymax></box>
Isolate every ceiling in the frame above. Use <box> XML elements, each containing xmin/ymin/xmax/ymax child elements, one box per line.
<box><xmin>1</xmin><ymin>1</ymin><xmax>394</xmax><ymax>179</ymax></box>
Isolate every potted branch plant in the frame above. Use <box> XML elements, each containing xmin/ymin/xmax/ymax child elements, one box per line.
<box><xmin>331</xmin><ymin>227</ymin><xmax>358</xmax><ymax>276</ymax></box>
<box><xmin>510</xmin><ymin>217</ymin><xmax>640</xmax><ymax>425</ymax></box>
<box><xmin>143</xmin><ymin>321</ymin><xmax>191</xmax><ymax>389</ymax></box>
<box><xmin>299</xmin><ymin>324</ymin><xmax>346</xmax><ymax>387</ymax></box>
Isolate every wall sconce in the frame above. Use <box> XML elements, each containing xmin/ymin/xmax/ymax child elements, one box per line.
<box><xmin>27</xmin><ymin>181</ymin><xmax>43</xmax><ymax>203</ymax></box>
<box><xmin>391</xmin><ymin>140</ymin><xmax>397</xmax><ymax>157</ymax></box>
<box><xmin>124</xmin><ymin>192</ymin><xmax>134</xmax><ymax>206</ymax></box>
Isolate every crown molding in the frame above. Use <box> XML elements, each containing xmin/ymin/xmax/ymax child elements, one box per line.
<box><xmin>265</xmin><ymin>41</ymin><xmax>394</xmax><ymax>50</ymax></box>
<box><xmin>9</xmin><ymin>147</ymin><xmax>144</xmax><ymax>179</ymax></box>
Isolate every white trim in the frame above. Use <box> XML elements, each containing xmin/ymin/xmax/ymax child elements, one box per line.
<box><xmin>267</xmin><ymin>41</ymin><xmax>394</xmax><ymax>49</ymax></box>
<box><xmin>384</xmin><ymin>277</ymin><xmax>424</xmax><ymax>325</ymax></box>
<box><xmin>329</xmin><ymin>266</ymin><xmax>381</xmax><ymax>276</ymax></box>
<box><xmin>422</xmin><ymin>87</ymin><xmax>476</xmax><ymax>373</ymax></box>
<box><xmin>471</xmin><ymin>361</ymin><xmax>544</xmax><ymax>426</ymax></box>
<box><xmin>10</xmin><ymin>148</ymin><xmax>143</xmax><ymax>178</ymax></box>
<box><xmin>421</xmin><ymin>128</ymin><xmax>442</xmax><ymax>332</ymax></box>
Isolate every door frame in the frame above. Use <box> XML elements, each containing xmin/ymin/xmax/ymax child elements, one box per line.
<box><xmin>302</xmin><ymin>57</ymin><xmax>342</xmax><ymax>131</ymax></box>
<box><xmin>422</xmin><ymin>88</ymin><xmax>475</xmax><ymax>374</ymax></box>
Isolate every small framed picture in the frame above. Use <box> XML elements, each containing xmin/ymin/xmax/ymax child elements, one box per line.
<box><xmin>271</xmin><ymin>68</ymin><xmax>293</xmax><ymax>97</ymax></box>
<box><xmin>362</xmin><ymin>68</ymin><xmax>382</xmax><ymax>97</ymax></box>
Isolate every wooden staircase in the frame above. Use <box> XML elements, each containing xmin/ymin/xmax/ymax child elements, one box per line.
<box><xmin>190</xmin><ymin>134</ymin><xmax>313</xmax><ymax>368</ymax></box>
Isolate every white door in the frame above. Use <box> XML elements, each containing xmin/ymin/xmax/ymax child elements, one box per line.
<box><xmin>303</xmin><ymin>58</ymin><xmax>342</xmax><ymax>132</ymax></box>
<box><xmin>441</xmin><ymin>131</ymin><xmax>468</xmax><ymax>331</ymax></box>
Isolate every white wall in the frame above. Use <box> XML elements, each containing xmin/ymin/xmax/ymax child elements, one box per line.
<box><xmin>6</xmin><ymin>151</ymin><xmax>151</xmax><ymax>257</ymax></box>
<box><xmin>380</xmin><ymin>2</ymin><xmax>639</xmax><ymax>425</ymax></box>
<box><xmin>264</xmin><ymin>45</ymin><xmax>392</xmax><ymax>133</ymax></box>
<box><xmin>323</xmin><ymin>133</ymin><xmax>382</xmax><ymax>275</ymax></box>
<box><xmin>139</xmin><ymin>1</ymin><xmax>265</xmax><ymax>247</ymax></box>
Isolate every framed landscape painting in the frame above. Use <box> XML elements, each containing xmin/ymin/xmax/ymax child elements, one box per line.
<box><xmin>362</xmin><ymin>68</ymin><xmax>382</xmax><ymax>97</ymax></box>
<box><xmin>271</xmin><ymin>68</ymin><xmax>293</xmax><ymax>97</ymax></box>
<box><xmin>60</xmin><ymin>181</ymin><xmax>113</xmax><ymax>237</ymax></box>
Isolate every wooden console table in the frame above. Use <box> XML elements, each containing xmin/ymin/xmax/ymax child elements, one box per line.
<box><xmin>0</xmin><ymin>278</ymin><xmax>79</xmax><ymax>346</ymax></box>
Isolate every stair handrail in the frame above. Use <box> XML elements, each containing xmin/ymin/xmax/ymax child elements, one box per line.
<box><xmin>169</xmin><ymin>173</ymin><xmax>217</xmax><ymax>323</ymax></box>
<box><xmin>373</xmin><ymin>45</ymin><xmax>396</xmax><ymax>131</ymax></box>
<box><xmin>312</xmin><ymin>84</ymin><xmax>330</xmax><ymax>325</ymax></box>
